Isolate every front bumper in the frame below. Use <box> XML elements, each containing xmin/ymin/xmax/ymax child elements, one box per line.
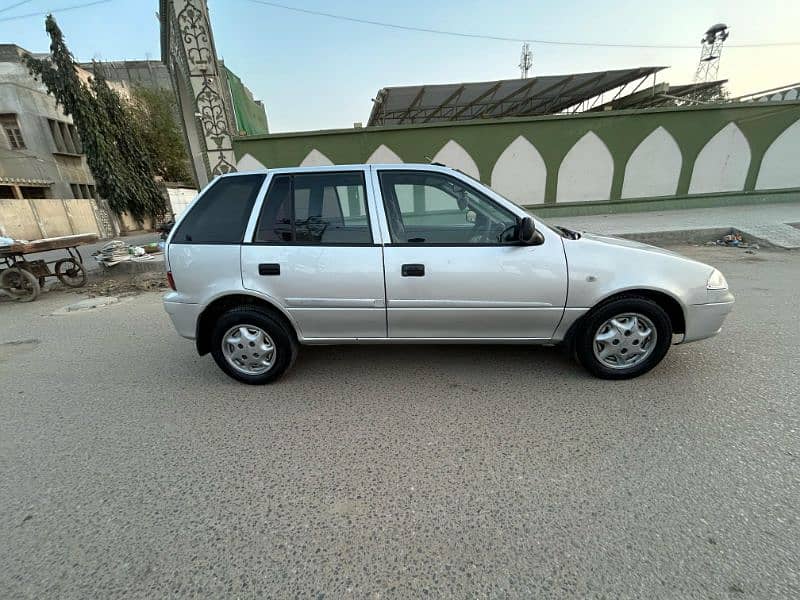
<box><xmin>680</xmin><ymin>293</ymin><xmax>735</xmax><ymax>344</ymax></box>
<box><xmin>163</xmin><ymin>299</ymin><xmax>202</xmax><ymax>340</ymax></box>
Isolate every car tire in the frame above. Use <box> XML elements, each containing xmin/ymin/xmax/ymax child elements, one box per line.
<box><xmin>210</xmin><ymin>306</ymin><xmax>297</xmax><ymax>384</ymax></box>
<box><xmin>575</xmin><ymin>296</ymin><xmax>673</xmax><ymax>380</ymax></box>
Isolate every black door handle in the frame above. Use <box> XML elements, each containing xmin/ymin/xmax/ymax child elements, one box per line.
<box><xmin>401</xmin><ymin>263</ymin><xmax>425</xmax><ymax>277</ymax></box>
<box><xmin>258</xmin><ymin>263</ymin><xmax>280</xmax><ymax>276</ymax></box>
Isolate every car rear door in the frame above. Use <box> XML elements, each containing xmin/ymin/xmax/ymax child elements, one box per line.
<box><xmin>372</xmin><ymin>167</ymin><xmax>567</xmax><ymax>340</ymax></box>
<box><xmin>168</xmin><ymin>173</ymin><xmax>266</xmax><ymax>304</ymax></box>
<box><xmin>241</xmin><ymin>167</ymin><xmax>387</xmax><ymax>341</ymax></box>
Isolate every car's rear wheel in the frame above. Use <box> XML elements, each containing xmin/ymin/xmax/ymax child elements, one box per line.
<box><xmin>210</xmin><ymin>306</ymin><xmax>297</xmax><ymax>384</ymax></box>
<box><xmin>575</xmin><ymin>296</ymin><xmax>672</xmax><ymax>379</ymax></box>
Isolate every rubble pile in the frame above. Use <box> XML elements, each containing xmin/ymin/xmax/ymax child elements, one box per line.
<box><xmin>93</xmin><ymin>240</ymin><xmax>164</xmax><ymax>267</ymax></box>
<box><xmin>76</xmin><ymin>272</ymin><xmax>168</xmax><ymax>297</ymax></box>
<box><xmin>706</xmin><ymin>232</ymin><xmax>759</xmax><ymax>250</ymax></box>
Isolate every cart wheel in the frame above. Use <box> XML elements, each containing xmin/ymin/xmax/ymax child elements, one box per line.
<box><xmin>0</xmin><ymin>267</ymin><xmax>41</xmax><ymax>302</ymax></box>
<box><xmin>55</xmin><ymin>258</ymin><xmax>87</xmax><ymax>288</ymax></box>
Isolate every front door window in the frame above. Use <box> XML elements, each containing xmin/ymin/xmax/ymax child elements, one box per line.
<box><xmin>378</xmin><ymin>171</ymin><xmax>518</xmax><ymax>244</ymax></box>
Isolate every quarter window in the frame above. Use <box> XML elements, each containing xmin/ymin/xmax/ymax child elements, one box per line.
<box><xmin>378</xmin><ymin>171</ymin><xmax>518</xmax><ymax>244</ymax></box>
<box><xmin>254</xmin><ymin>172</ymin><xmax>372</xmax><ymax>244</ymax></box>
<box><xmin>171</xmin><ymin>174</ymin><xmax>265</xmax><ymax>244</ymax></box>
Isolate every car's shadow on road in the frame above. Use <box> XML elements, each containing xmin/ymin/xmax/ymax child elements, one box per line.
<box><xmin>167</xmin><ymin>341</ymin><xmax>581</xmax><ymax>385</ymax></box>
<box><xmin>296</xmin><ymin>343</ymin><xmax>577</xmax><ymax>375</ymax></box>
<box><xmin>256</xmin><ymin>343</ymin><xmax>595</xmax><ymax>388</ymax></box>
<box><xmin>167</xmin><ymin>337</ymin><xmax>704</xmax><ymax>396</ymax></box>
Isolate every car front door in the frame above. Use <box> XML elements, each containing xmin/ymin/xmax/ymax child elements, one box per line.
<box><xmin>374</xmin><ymin>168</ymin><xmax>567</xmax><ymax>340</ymax></box>
<box><xmin>241</xmin><ymin>168</ymin><xmax>386</xmax><ymax>341</ymax></box>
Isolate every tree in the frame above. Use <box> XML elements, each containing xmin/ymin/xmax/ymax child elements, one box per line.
<box><xmin>25</xmin><ymin>15</ymin><xmax>165</xmax><ymax>222</ymax></box>
<box><xmin>127</xmin><ymin>85</ymin><xmax>193</xmax><ymax>184</ymax></box>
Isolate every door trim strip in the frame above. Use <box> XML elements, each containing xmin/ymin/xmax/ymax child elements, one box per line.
<box><xmin>285</xmin><ymin>298</ymin><xmax>383</xmax><ymax>308</ymax></box>
<box><xmin>387</xmin><ymin>300</ymin><xmax>556</xmax><ymax>308</ymax></box>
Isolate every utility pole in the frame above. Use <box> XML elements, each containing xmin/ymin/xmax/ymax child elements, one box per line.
<box><xmin>519</xmin><ymin>43</ymin><xmax>533</xmax><ymax>79</ymax></box>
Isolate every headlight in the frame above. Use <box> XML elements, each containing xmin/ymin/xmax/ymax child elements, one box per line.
<box><xmin>707</xmin><ymin>269</ymin><xmax>728</xmax><ymax>290</ymax></box>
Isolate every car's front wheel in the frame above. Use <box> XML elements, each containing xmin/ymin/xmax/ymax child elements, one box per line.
<box><xmin>575</xmin><ymin>296</ymin><xmax>673</xmax><ymax>379</ymax></box>
<box><xmin>210</xmin><ymin>306</ymin><xmax>297</xmax><ymax>384</ymax></box>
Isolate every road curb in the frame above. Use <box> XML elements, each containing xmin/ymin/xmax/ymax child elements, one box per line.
<box><xmin>615</xmin><ymin>226</ymin><xmax>797</xmax><ymax>249</ymax></box>
<box><xmin>616</xmin><ymin>227</ymin><xmax>734</xmax><ymax>247</ymax></box>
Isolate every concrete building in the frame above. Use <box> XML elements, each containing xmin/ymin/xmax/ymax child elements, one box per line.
<box><xmin>77</xmin><ymin>53</ymin><xmax>268</xmax><ymax>206</ymax></box>
<box><xmin>0</xmin><ymin>44</ymin><xmax>97</xmax><ymax>202</ymax></box>
<box><xmin>77</xmin><ymin>59</ymin><xmax>173</xmax><ymax>94</ymax></box>
<box><xmin>80</xmin><ymin>57</ymin><xmax>268</xmax><ymax>141</ymax></box>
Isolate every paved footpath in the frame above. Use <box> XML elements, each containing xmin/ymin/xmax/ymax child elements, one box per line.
<box><xmin>545</xmin><ymin>202</ymin><xmax>800</xmax><ymax>249</ymax></box>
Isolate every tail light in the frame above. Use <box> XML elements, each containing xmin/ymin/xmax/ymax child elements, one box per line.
<box><xmin>166</xmin><ymin>271</ymin><xmax>176</xmax><ymax>291</ymax></box>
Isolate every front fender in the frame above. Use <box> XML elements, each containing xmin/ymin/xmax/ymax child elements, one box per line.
<box><xmin>562</xmin><ymin>235</ymin><xmax>713</xmax><ymax>310</ymax></box>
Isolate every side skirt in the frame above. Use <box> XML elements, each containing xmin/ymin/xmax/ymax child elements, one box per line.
<box><xmin>299</xmin><ymin>337</ymin><xmax>554</xmax><ymax>346</ymax></box>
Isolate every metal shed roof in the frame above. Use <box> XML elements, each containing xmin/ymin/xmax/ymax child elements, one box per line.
<box><xmin>367</xmin><ymin>66</ymin><xmax>666</xmax><ymax>126</ymax></box>
<box><xmin>588</xmin><ymin>80</ymin><xmax>728</xmax><ymax>111</ymax></box>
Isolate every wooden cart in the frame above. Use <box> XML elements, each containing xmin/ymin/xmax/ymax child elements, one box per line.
<box><xmin>0</xmin><ymin>233</ymin><xmax>98</xmax><ymax>302</ymax></box>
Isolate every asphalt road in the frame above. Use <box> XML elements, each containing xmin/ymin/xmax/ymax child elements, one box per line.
<box><xmin>0</xmin><ymin>246</ymin><xmax>798</xmax><ymax>599</ymax></box>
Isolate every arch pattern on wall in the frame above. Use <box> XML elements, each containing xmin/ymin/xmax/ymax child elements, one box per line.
<box><xmin>557</xmin><ymin>131</ymin><xmax>614</xmax><ymax>203</ymax></box>
<box><xmin>490</xmin><ymin>135</ymin><xmax>547</xmax><ymax>204</ymax></box>
<box><xmin>432</xmin><ymin>140</ymin><xmax>480</xmax><ymax>179</ymax></box>
<box><xmin>689</xmin><ymin>123</ymin><xmax>751</xmax><ymax>194</ymax></box>
<box><xmin>299</xmin><ymin>149</ymin><xmax>334</xmax><ymax>167</ymax></box>
<box><xmin>756</xmin><ymin>118</ymin><xmax>800</xmax><ymax>190</ymax></box>
<box><xmin>236</xmin><ymin>153</ymin><xmax>266</xmax><ymax>171</ymax></box>
<box><xmin>366</xmin><ymin>144</ymin><xmax>403</xmax><ymax>164</ymax></box>
<box><xmin>621</xmin><ymin>126</ymin><xmax>682</xmax><ymax>199</ymax></box>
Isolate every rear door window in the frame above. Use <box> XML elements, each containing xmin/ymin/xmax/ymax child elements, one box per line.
<box><xmin>254</xmin><ymin>172</ymin><xmax>372</xmax><ymax>244</ymax></box>
<box><xmin>171</xmin><ymin>174</ymin><xmax>265</xmax><ymax>244</ymax></box>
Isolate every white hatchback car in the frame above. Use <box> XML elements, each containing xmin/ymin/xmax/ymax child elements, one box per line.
<box><xmin>164</xmin><ymin>164</ymin><xmax>733</xmax><ymax>384</ymax></box>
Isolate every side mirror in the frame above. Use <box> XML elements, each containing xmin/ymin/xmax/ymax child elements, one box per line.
<box><xmin>517</xmin><ymin>216</ymin><xmax>538</xmax><ymax>244</ymax></box>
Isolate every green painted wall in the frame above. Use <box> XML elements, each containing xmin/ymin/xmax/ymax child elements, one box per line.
<box><xmin>531</xmin><ymin>189</ymin><xmax>800</xmax><ymax>218</ymax></box>
<box><xmin>224</xmin><ymin>66</ymin><xmax>269</xmax><ymax>136</ymax></box>
<box><xmin>233</xmin><ymin>102</ymin><xmax>800</xmax><ymax>213</ymax></box>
